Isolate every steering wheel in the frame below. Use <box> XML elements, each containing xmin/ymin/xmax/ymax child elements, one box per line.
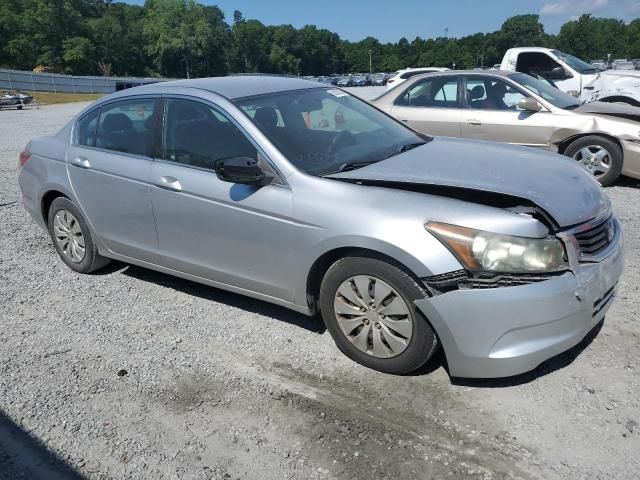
<box><xmin>326</xmin><ymin>130</ymin><xmax>354</xmax><ymax>159</ymax></box>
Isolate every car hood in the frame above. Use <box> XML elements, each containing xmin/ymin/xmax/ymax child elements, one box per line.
<box><xmin>329</xmin><ymin>137</ymin><xmax>609</xmax><ymax>228</ymax></box>
<box><xmin>601</xmin><ymin>69</ymin><xmax>640</xmax><ymax>78</ymax></box>
<box><xmin>574</xmin><ymin>101</ymin><xmax>640</xmax><ymax>122</ymax></box>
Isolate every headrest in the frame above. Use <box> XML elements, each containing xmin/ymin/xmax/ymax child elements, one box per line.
<box><xmin>101</xmin><ymin>113</ymin><xmax>133</xmax><ymax>132</ymax></box>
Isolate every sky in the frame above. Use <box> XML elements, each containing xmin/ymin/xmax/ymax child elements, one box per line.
<box><xmin>128</xmin><ymin>0</ymin><xmax>640</xmax><ymax>42</ymax></box>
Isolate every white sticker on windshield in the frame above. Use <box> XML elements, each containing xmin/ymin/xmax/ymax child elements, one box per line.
<box><xmin>327</xmin><ymin>88</ymin><xmax>348</xmax><ymax>97</ymax></box>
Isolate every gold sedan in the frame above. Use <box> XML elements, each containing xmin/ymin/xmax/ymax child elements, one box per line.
<box><xmin>372</xmin><ymin>70</ymin><xmax>640</xmax><ymax>186</ymax></box>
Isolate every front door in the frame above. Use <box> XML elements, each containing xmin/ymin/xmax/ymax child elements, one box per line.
<box><xmin>390</xmin><ymin>75</ymin><xmax>463</xmax><ymax>137</ymax></box>
<box><xmin>460</xmin><ymin>76</ymin><xmax>554</xmax><ymax>149</ymax></box>
<box><xmin>150</xmin><ymin>97</ymin><xmax>295</xmax><ymax>301</ymax></box>
<box><xmin>66</xmin><ymin>97</ymin><xmax>160</xmax><ymax>263</ymax></box>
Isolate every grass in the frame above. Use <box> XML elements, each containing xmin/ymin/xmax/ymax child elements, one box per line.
<box><xmin>26</xmin><ymin>91</ymin><xmax>105</xmax><ymax>105</ymax></box>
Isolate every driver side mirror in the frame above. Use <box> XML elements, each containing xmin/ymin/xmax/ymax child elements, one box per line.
<box><xmin>548</xmin><ymin>66</ymin><xmax>571</xmax><ymax>80</ymax></box>
<box><xmin>518</xmin><ymin>97</ymin><xmax>542</xmax><ymax>112</ymax></box>
<box><xmin>214</xmin><ymin>157</ymin><xmax>273</xmax><ymax>186</ymax></box>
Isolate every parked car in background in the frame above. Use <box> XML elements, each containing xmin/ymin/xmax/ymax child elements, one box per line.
<box><xmin>337</xmin><ymin>76</ymin><xmax>353</xmax><ymax>87</ymax></box>
<box><xmin>371</xmin><ymin>73</ymin><xmax>388</xmax><ymax>86</ymax></box>
<box><xmin>590</xmin><ymin>60</ymin><xmax>607</xmax><ymax>71</ymax></box>
<box><xmin>501</xmin><ymin>47</ymin><xmax>640</xmax><ymax>106</ymax></box>
<box><xmin>385</xmin><ymin>67</ymin><xmax>449</xmax><ymax>90</ymax></box>
<box><xmin>18</xmin><ymin>76</ymin><xmax>623</xmax><ymax>378</ymax></box>
<box><xmin>372</xmin><ymin>70</ymin><xmax>640</xmax><ymax>185</ymax></box>
<box><xmin>317</xmin><ymin>76</ymin><xmax>333</xmax><ymax>85</ymax></box>
<box><xmin>352</xmin><ymin>75</ymin><xmax>371</xmax><ymax>87</ymax></box>
<box><xmin>632</xmin><ymin>59</ymin><xmax>640</xmax><ymax>70</ymax></box>
<box><xmin>613</xmin><ymin>61</ymin><xmax>635</xmax><ymax>71</ymax></box>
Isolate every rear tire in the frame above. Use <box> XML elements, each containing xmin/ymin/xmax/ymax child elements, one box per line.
<box><xmin>47</xmin><ymin>197</ymin><xmax>110</xmax><ymax>273</ymax></box>
<box><xmin>564</xmin><ymin>135</ymin><xmax>623</xmax><ymax>186</ymax></box>
<box><xmin>319</xmin><ymin>256</ymin><xmax>438</xmax><ymax>374</ymax></box>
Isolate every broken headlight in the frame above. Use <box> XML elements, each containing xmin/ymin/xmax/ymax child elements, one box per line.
<box><xmin>426</xmin><ymin>222</ymin><xmax>568</xmax><ymax>273</ymax></box>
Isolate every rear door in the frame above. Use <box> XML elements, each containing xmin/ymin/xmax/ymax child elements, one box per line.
<box><xmin>460</xmin><ymin>76</ymin><xmax>554</xmax><ymax>148</ymax></box>
<box><xmin>66</xmin><ymin>97</ymin><xmax>160</xmax><ymax>263</ymax></box>
<box><xmin>390</xmin><ymin>75</ymin><xmax>463</xmax><ymax>136</ymax></box>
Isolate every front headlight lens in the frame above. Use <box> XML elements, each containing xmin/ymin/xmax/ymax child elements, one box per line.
<box><xmin>426</xmin><ymin>222</ymin><xmax>568</xmax><ymax>273</ymax></box>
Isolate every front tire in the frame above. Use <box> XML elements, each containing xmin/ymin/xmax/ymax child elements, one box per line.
<box><xmin>47</xmin><ymin>197</ymin><xmax>110</xmax><ymax>273</ymax></box>
<box><xmin>564</xmin><ymin>135</ymin><xmax>623</xmax><ymax>186</ymax></box>
<box><xmin>319</xmin><ymin>256</ymin><xmax>438</xmax><ymax>374</ymax></box>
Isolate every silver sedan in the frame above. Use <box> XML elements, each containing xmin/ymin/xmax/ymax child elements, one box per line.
<box><xmin>18</xmin><ymin>76</ymin><xmax>623</xmax><ymax>378</ymax></box>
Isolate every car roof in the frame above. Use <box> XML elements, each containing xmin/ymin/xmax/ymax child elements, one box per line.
<box><xmin>132</xmin><ymin>75</ymin><xmax>323</xmax><ymax>100</ymax></box>
<box><xmin>405</xmin><ymin>69</ymin><xmax>516</xmax><ymax>78</ymax></box>
<box><xmin>505</xmin><ymin>47</ymin><xmax>554</xmax><ymax>54</ymax></box>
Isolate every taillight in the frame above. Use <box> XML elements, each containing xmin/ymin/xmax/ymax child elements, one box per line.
<box><xmin>19</xmin><ymin>150</ymin><xmax>31</xmax><ymax>167</ymax></box>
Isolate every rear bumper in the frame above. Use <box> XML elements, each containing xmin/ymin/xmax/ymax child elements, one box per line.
<box><xmin>18</xmin><ymin>168</ymin><xmax>47</xmax><ymax>231</ymax></box>
<box><xmin>415</xmin><ymin>226</ymin><xmax>624</xmax><ymax>379</ymax></box>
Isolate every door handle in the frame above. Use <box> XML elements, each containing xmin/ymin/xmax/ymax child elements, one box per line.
<box><xmin>71</xmin><ymin>156</ymin><xmax>91</xmax><ymax>169</ymax></box>
<box><xmin>156</xmin><ymin>176</ymin><xmax>182</xmax><ymax>192</ymax></box>
<box><xmin>467</xmin><ymin>119</ymin><xmax>482</xmax><ymax>126</ymax></box>
<box><xmin>399</xmin><ymin>118</ymin><xmax>409</xmax><ymax>122</ymax></box>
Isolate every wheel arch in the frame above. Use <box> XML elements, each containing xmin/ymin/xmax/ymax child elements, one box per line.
<box><xmin>40</xmin><ymin>189</ymin><xmax>70</xmax><ymax>227</ymax></box>
<box><xmin>596</xmin><ymin>96</ymin><xmax>640</xmax><ymax>107</ymax></box>
<box><xmin>557</xmin><ymin>132</ymin><xmax>623</xmax><ymax>156</ymax></box>
<box><xmin>305</xmin><ymin>246</ymin><xmax>430</xmax><ymax>314</ymax></box>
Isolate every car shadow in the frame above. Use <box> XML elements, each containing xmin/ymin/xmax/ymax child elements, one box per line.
<box><xmin>94</xmin><ymin>262</ymin><xmax>602</xmax><ymax>382</ymax></box>
<box><xmin>448</xmin><ymin>319</ymin><xmax>604</xmax><ymax>388</ymax></box>
<box><xmin>614</xmin><ymin>175</ymin><xmax>640</xmax><ymax>189</ymax></box>
<box><xmin>0</xmin><ymin>409</ymin><xmax>85</xmax><ymax>480</ymax></box>
<box><xmin>118</xmin><ymin>263</ymin><xmax>327</xmax><ymax>334</ymax></box>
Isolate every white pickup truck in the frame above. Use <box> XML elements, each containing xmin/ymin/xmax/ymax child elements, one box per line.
<box><xmin>500</xmin><ymin>47</ymin><xmax>640</xmax><ymax>106</ymax></box>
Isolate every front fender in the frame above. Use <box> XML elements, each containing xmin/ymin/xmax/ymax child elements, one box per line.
<box><xmin>293</xmin><ymin>233</ymin><xmax>463</xmax><ymax>308</ymax></box>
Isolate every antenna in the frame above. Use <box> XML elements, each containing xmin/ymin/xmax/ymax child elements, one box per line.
<box><xmin>444</xmin><ymin>27</ymin><xmax>449</xmax><ymax>39</ymax></box>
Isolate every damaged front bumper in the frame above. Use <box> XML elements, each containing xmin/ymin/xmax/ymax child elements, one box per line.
<box><xmin>415</xmin><ymin>219</ymin><xmax>624</xmax><ymax>379</ymax></box>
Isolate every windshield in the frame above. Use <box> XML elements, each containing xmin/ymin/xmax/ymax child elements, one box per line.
<box><xmin>511</xmin><ymin>73</ymin><xmax>581</xmax><ymax>109</ymax></box>
<box><xmin>552</xmin><ymin>50</ymin><xmax>598</xmax><ymax>74</ymax></box>
<box><xmin>234</xmin><ymin>88</ymin><xmax>428</xmax><ymax>176</ymax></box>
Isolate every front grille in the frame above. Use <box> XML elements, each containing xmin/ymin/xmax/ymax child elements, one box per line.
<box><xmin>574</xmin><ymin>217</ymin><xmax>615</xmax><ymax>256</ymax></box>
<box><xmin>423</xmin><ymin>270</ymin><xmax>557</xmax><ymax>293</ymax></box>
<box><xmin>460</xmin><ymin>273</ymin><xmax>555</xmax><ymax>289</ymax></box>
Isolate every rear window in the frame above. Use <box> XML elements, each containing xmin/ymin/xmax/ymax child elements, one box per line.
<box><xmin>95</xmin><ymin>99</ymin><xmax>156</xmax><ymax>156</ymax></box>
<box><xmin>76</xmin><ymin>109</ymin><xmax>99</xmax><ymax>147</ymax></box>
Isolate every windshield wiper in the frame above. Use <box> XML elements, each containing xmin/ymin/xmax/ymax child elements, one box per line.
<box><xmin>382</xmin><ymin>142</ymin><xmax>426</xmax><ymax>160</ymax></box>
<box><xmin>334</xmin><ymin>161</ymin><xmax>379</xmax><ymax>173</ymax></box>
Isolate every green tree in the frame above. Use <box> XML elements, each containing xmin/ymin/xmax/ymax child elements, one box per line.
<box><xmin>62</xmin><ymin>36</ymin><xmax>94</xmax><ymax>73</ymax></box>
<box><xmin>143</xmin><ymin>0</ymin><xmax>215</xmax><ymax>78</ymax></box>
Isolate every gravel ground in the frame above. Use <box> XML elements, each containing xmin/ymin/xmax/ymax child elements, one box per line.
<box><xmin>1</xmin><ymin>93</ymin><xmax>639</xmax><ymax>480</ymax></box>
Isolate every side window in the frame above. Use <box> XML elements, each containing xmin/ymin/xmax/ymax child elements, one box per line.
<box><xmin>95</xmin><ymin>99</ymin><xmax>156</xmax><ymax>156</ymax></box>
<box><xmin>395</xmin><ymin>78</ymin><xmax>459</xmax><ymax>108</ymax></box>
<box><xmin>516</xmin><ymin>52</ymin><xmax>562</xmax><ymax>78</ymax></box>
<box><xmin>76</xmin><ymin>108</ymin><xmax>99</xmax><ymax>147</ymax></box>
<box><xmin>466</xmin><ymin>78</ymin><xmax>527</xmax><ymax>111</ymax></box>
<box><xmin>164</xmin><ymin>98</ymin><xmax>257</xmax><ymax>170</ymax></box>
